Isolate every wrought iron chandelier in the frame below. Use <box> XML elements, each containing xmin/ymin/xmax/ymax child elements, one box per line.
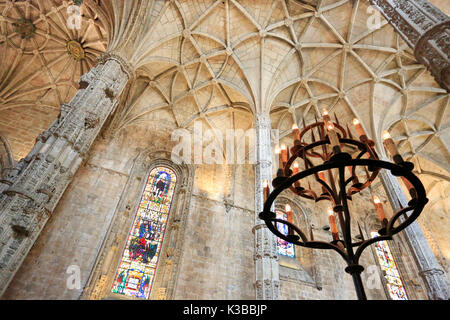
<box><xmin>259</xmin><ymin>110</ymin><xmax>428</xmax><ymax>300</ymax></box>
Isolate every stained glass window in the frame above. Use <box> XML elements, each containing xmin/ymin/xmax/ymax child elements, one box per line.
<box><xmin>111</xmin><ymin>166</ymin><xmax>177</xmax><ymax>299</ymax></box>
<box><xmin>276</xmin><ymin>211</ymin><xmax>295</xmax><ymax>258</ymax></box>
<box><xmin>371</xmin><ymin>232</ymin><xmax>408</xmax><ymax>300</ymax></box>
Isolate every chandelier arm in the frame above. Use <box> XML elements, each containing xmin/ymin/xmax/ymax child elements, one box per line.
<box><xmin>389</xmin><ymin>202</ymin><xmax>427</xmax><ymax>234</ymax></box>
<box><xmin>345</xmin><ymin>176</ymin><xmax>354</xmax><ymax>186</ymax></box>
<box><xmin>348</xmin><ymin>170</ymin><xmax>380</xmax><ymax>195</ymax></box>
<box><xmin>315</xmin><ymin>175</ymin><xmax>337</xmax><ymax>202</ymax></box>
<box><xmin>387</xmin><ymin>206</ymin><xmax>415</xmax><ymax>233</ymax></box>
<box><xmin>347</xmin><ymin>150</ymin><xmax>366</xmax><ymax>183</ymax></box>
<box><xmin>261</xmin><ymin>158</ymin><xmax>428</xmax><ymax>270</ymax></box>
<box><xmin>264</xmin><ymin>112</ymin><xmax>429</xmax><ymax>299</ymax></box>
<box><xmin>355</xmin><ymin>149</ymin><xmax>367</xmax><ymax>160</ymax></box>
<box><xmin>263</xmin><ymin>218</ymin><xmax>306</xmax><ymax>243</ymax></box>
<box><xmin>338</xmin><ymin>165</ymin><xmax>355</xmax><ymax>258</ymax></box>
<box><xmin>261</xmin><ymin>217</ymin><xmax>349</xmax><ymax>261</ymax></box>
<box><xmin>384</xmin><ymin>166</ymin><xmax>428</xmax><ymax>235</ymax></box>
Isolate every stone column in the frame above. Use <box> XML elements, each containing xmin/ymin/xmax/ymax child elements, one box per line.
<box><xmin>370</xmin><ymin>0</ymin><xmax>450</xmax><ymax>91</ymax></box>
<box><xmin>379</xmin><ymin>169</ymin><xmax>449</xmax><ymax>300</ymax></box>
<box><xmin>0</xmin><ymin>136</ymin><xmax>16</xmax><ymax>194</ymax></box>
<box><xmin>0</xmin><ymin>53</ymin><xmax>133</xmax><ymax>296</ymax></box>
<box><xmin>253</xmin><ymin>113</ymin><xmax>280</xmax><ymax>300</ymax></box>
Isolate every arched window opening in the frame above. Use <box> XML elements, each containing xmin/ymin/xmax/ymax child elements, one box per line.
<box><xmin>371</xmin><ymin>231</ymin><xmax>408</xmax><ymax>300</ymax></box>
<box><xmin>111</xmin><ymin>166</ymin><xmax>177</xmax><ymax>299</ymax></box>
<box><xmin>275</xmin><ymin>201</ymin><xmax>317</xmax><ymax>286</ymax></box>
<box><xmin>276</xmin><ymin>205</ymin><xmax>295</xmax><ymax>258</ymax></box>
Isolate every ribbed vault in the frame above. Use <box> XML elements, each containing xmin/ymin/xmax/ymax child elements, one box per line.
<box><xmin>0</xmin><ymin>0</ymin><xmax>107</xmax><ymax>159</ymax></box>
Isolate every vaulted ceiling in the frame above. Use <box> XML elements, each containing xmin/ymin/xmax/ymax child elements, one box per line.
<box><xmin>0</xmin><ymin>0</ymin><xmax>448</xmax><ymax>183</ymax></box>
<box><xmin>0</xmin><ymin>0</ymin><xmax>106</xmax><ymax>159</ymax></box>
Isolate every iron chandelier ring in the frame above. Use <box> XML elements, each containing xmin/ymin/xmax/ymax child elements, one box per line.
<box><xmin>259</xmin><ymin>157</ymin><xmax>428</xmax><ymax>262</ymax></box>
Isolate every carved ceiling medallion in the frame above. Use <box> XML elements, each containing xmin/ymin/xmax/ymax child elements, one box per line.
<box><xmin>66</xmin><ymin>40</ymin><xmax>85</xmax><ymax>61</ymax></box>
<box><xmin>12</xmin><ymin>19</ymin><xmax>36</xmax><ymax>39</ymax></box>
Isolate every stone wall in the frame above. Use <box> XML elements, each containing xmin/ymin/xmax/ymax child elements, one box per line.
<box><xmin>1</xmin><ymin>111</ymin><xmax>438</xmax><ymax>300</ymax></box>
<box><xmin>2</xmin><ymin>115</ymin><xmax>258</xmax><ymax>299</ymax></box>
<box><xmin>2</xmin><ymin>103</ymin><xmax>438</xmax><ymax>299</ymax></box>
<box><xmin>2</xmin><ymin>161</ymin><xmax>128</xmax><ymax>299</ymax></box>
<box><xmin>2</xmin><ymin>117</ymin><xmax>434</xmax><ymax>299</ymax></box>
<box><xmin>173</xmin><ymin>191</ymin><xmax>255</xmax><ymax>299</ymax></box>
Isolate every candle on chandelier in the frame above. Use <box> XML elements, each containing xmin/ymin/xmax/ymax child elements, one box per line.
<box><xmin>285</xmin><ymin>204</ymin><xmax>292</xmax><ymax>215</ymax></box>
<box><xmin>322</xmin><ymin>109</ymin><xmax>331</xmax><ymax>123</ymax></box>
<box><xmin>373</xmin><ymin>195</ymin><xmax>387</xmax><ymax>224</ymax></box>
<box><xmin>326</xmin><ymin>122</ymin><xmax>340</xmax><ymax>148</ymax></box>
<box><xmin>328</xmin><ymin>207</ymin><xmax>339</xmax><ymax>241</ymax></box>
<box><xmin>352</xmin><ymin>118</ymin><xmax>367</xmax><ymax>141</ymax></box>
<box><xmin>382</xmin><ymin>131</ymin><xmax>401</xmax><ymax>162</ymax></box>
<box><xmin>263</xmin><ymin>179</ymin><xmax>270</xmax><ymax>202</ymax></box>
<box><xmin>400</xmin><ymin>176</ymin><xmax>417</xmax><ymax>198</ymax></box>
<box><xmin>318</xmin><ymin>171</ymin><xmax>326</xmax><ymax>182</ymax></box>
<box><xmin>285</xmin><ymin>204</ymin><xmax>293</xmax><ymax>235</ymax></box>
<box><xmin>292</xmin><ymin>123</ymin><xmax>300</xmax><ymax>142</ymax></box>
<box><xmin>280</xmin><ymin>144</ymin><xmax>288</xmax><ymax>165</ymax></box>
<box><xmin>275</xmin><ymin>145</ymin><xmax>281</xmax><ymax>168</ymax></box>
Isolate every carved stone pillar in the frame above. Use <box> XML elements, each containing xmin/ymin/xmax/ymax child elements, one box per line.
<box><xmin>0</xmin><ymin>53</ymin><xmax>133</xmax><ymax>296</ymax></box>
<box><xmin>379</xmin><ymin>169</ymin><xmax>449</xmax><ymax>300</ymax></box>
<box><xmin>0</xmin><ymin>136</ymin><xmax>16</xmax><ymax>194</ymax></box>
<box><xmin>370</xmin><ymin>0</ymin><xmax>450</xmax><ymax>91</ymax></box>
<box><xmin>253</xmin><ymin>113</ymin><xmax>280</xmax><ymax>300</ymax></box>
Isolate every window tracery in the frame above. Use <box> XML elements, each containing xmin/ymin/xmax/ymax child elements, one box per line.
<box><xmin>371</xmin><ymin>231</ymin><xmax>408</xmax><ymax>300</ymax></box>
<box><xmin>111</xmin><ymin>166</ymin><xmax>177</xmax><ymax>299</ymax></box>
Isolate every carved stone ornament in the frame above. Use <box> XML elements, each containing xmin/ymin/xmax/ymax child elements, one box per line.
<box><xmin>84</xmin><ymin>112</ymin><xmax>100</xmax><ymax>129</ymax></box>
<box><xmin>66</xmin><ymin>40</ymin><xmax>85</xmax><ymax>61</ymax></box>
<box><xmin>0</xmin><ymin>57</ymin><xmax>131</xmax><ymax>297</ymax></box>
<box><xmin>12</xmin><ymin>19</ymin><xmax>36</xmax><ymax>39</ymax></box>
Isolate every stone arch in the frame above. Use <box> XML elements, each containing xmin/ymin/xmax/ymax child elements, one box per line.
<box><xmin>274</xmin><ymin>194</ymin><xmax>321</xmax><ymax>290</ymax></box>
<box><xmin>82</xmin><ymin>150</ymin><xmax>194</xmax><ymax>300</ymax></box>
<box><xmin>362</xmin><ymin>209</ymin><xmax>417</xmax><ymax>300</ymax></box>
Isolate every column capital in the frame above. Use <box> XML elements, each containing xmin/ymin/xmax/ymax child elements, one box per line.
<box><xmin>254</xmin><ymin>113</ymin><xmax>272</xmax><ymax>130</ymax></box>
<box><xmin>97</xmin><ymin>51</ymin><xmax>136</xmax><ymax>80</ymax></box>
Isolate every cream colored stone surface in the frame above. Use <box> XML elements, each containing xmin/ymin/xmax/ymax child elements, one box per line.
<box><xmin>0</xmin><ymin>0</ymin><xmax>448</xmax><ymax>300</ymax></box>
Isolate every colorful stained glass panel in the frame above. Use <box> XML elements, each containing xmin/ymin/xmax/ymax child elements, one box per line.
<box><xmin>111</xmin><ymin>167</ymin><xmax>177</xmax><ymax>299</ymax></box>
<box><xmin>371</xmin><ymin>232</ymin><xmax>408</xmax><ymax>300</ymax></box>
<box><xmin>276</xmin><ymin>211</ymin><xmax>295</xmax><ymax>258</ymax></box>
